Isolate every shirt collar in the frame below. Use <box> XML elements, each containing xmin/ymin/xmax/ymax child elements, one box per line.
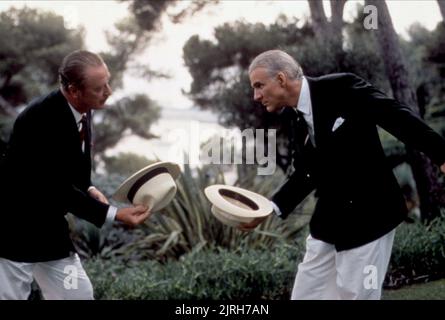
<box><xmin>68</xmin><ymin>102</ymin><xmax>85</xmax><ymax>124</ymax></box>
<box><xmin>295</xmin><ymin>76</ymin><xmax>311</xmax><ymax>116</ymax></box>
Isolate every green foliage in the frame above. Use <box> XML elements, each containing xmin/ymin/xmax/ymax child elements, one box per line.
<box><xmin>93</xmin><ymin>94</ymin><xmax>161</xmax><ymax>155</ymax></box>
<box><xmin>342</xmin><ymin>4</ymin><xmax>389</xmax><ymax>92</ymax></box>
<box><xmin>0</xmin><ymin>6</ymin><xmax>163</xmax><ymax>157</ymax></box>
<box><xmin>387</xmin><ymin>215</ymin><xmax>445</xmax><ymax>287</ymax></box>
<box><xmin>425</xmin><ymin>22</ymin><xmax>445</xmax><ymax>74</ymax></box>
<box><xmin>103</xmin><ymin>152</ymin><xmax>154</xmax><ymax>176</ymax></box>
<box><xmin>84</xmin><ymin>218</ymin><xmax>445</xmax><ymax>299</ymax></box>
<box><xmin>0</xmin><ymin>7</ymin><xmax>84</xmax><ymax>108</ymax></box>
<box><xmin>0</xmin><ymin>114</ymin><xmax>15</xmax><ymax>142</ymax></box>
<box><xmin>125</xmin><ymin>0</ymin><xmax>174</xmax><ymax>32</ymax></box>
<box><xmin>383</xmin><ymin>278</ymin><xmax>445</xmax><ymax>300</ymax></box>
<box><xmin>100</xmin><ymin>14</ymin><xmax>157</xmax><ymax>90</ymax></box>
<box><xmin>183</xmin><ymin>16</ymin><xmax>309</xmax><ymax>131</ymax></box>
<box><xmin>85</xmin><ymin>243</ymin><xmax>302</xmax><ymax>300</ymax></box>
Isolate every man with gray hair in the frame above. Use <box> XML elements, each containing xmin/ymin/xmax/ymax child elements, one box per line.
<box><xmin>0</xmin><ymin>50</ymin><xmax>152</xmax><ymax>300</ymax></box>
<box><xmin>245</xmin><ymin>49</ymin><xmax>445</xmax><ymax>299</ymax></box>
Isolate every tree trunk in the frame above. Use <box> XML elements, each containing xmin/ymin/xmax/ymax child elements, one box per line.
<box><xmin>437</xmin><ymin>0</ymin><xmax>445</xmax><ymax>21</ymax></box>
<box><xmin>330</xmin><ymin>0</ymin><xmax>347</xmax><ymax>48</ymax></box>
<box><xmin>308</xmin><ymin>0</ymin><xmax>329</xmax><ymax>36</ymax></box>
<box><xmin>308</xmin><ymin>0</ymin><xmax>346</xmax><ymax>69</ymax></box>
<box><xmin>329</xmin><ymin>0</ymin><xmax>347</xmax><ymax>67</ymax></box>
<box><xmin>366</xmin><ymin>0</ymin><xmax>444</xmax><ymax>223</ymax></box>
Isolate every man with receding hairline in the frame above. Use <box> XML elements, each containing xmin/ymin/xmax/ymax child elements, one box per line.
<box><xmin>0</xmin><ymin>50</ymin><xmax>152</xmax><ymax>300</ymax></box>
<box><xmin>244</xmin><ymin>49</ymin><xmax>445</xmax><ymax>299</ymax></box>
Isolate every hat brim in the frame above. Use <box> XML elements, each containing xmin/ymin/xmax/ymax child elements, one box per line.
<box><xmin>211</xmin><ymin>206</ymin><xmax>255</xmax><ymax>228</ymax></box>
<box><xmin>204</xmin><ymin>184</ymin><xmax>272</xmax><ymax>219</ymax></box>
<box><xmin>113</xmin><ymin>161</ymin><xmax>180</xmax><ymax>204</ymax></box>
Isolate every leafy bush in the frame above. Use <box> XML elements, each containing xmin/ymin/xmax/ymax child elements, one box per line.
<box><xmin>83</xmin><ymin>217</ymin><xmax>445</xmax><ymax>300</ymax></box>
<box><xmin>85</xmin><ymin>242</ymin><xmax>304</xmax><ymax>300</ymax></box>
<box><xmin>386</xmin><ymin>215</ymin><xmax>445</xmax><ymax>288</ymax></box>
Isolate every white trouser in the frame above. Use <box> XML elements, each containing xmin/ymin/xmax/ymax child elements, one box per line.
<box><xmin>291</xmin><ymin>229</ymin><xmax>395</xmax><ymax>300</ymax></box>
<box><xmin>0</xmin><ymin>253</ymin><xmax>93</xmax><ymax>300</ymax></box>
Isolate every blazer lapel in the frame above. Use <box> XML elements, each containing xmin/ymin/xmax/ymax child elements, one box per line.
<box><xmin>54</xmin><ymin>90</ymin><xmax>84</xmax><ymax>149</ymax></box>
<box><xmin>54</xmin><ymin>90</ymin><xmax>92</xmax><ymax>173</ymax></box>
<box><xmin>306</xmin><ymin>76</ymin><xmax>337</xmax><ymax>149</ymax></box>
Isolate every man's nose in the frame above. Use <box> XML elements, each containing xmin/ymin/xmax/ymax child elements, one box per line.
<box><xmin>254</xmin><ymin>90</ymin><xmax>262</xmax><ymax>102</ymax></box>
<box><xmin>105</xmin><ymin>83</ymin><xmax>112</xmax><ymax>96</ymax></box>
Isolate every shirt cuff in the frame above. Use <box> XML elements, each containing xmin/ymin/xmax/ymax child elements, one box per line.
<box><xmin>88</xmin><ymin>186</ymin><xmax>96</xmax><ymax>192</ymax></box>
<box><xmin>105</xmin><ymin>206</ymin><xmax>118</xmax><ymax>226</ymax></box>
<box><xmin>270</xmin><ymin>201</ymin><xmax>282</xmax><ymax>217</ymax></box>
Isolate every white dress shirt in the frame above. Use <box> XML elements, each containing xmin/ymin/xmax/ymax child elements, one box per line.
<box><xmin>294</xmin><ymin>76</ymin><xmax>316</xmax><ymax>146</ymax></box>
<box><xmin>272</xmin><ymin>76</ymin><xmax>315</xmax><ymax>217</ymax></box>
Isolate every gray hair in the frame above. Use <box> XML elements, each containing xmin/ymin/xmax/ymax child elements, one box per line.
<box><xmin>248</xmin><ymin>50</ymin><xmax>303</xmax><ymax>80</ymax></box>
<box><xmin>59</xmin><ymin>50</ymin><xmax>105</xmax><ymax>90</ymax></box>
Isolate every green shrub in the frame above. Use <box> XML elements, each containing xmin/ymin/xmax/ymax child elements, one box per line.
<box><xmin>85</xmin><ymin>242</ymin><xmax>304</xmax><ymax>300</ymax></box>
<box><xmin>386</xmin><ymin>215</ymin><xmax>445</xmax><ymax>287</ymax></box>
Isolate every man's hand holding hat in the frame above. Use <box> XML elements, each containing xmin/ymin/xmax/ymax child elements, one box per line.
<box><xmin>116</xmin><ymin>205</ymin><xmax>151</xmax><ymax>227</ymax></box>
<box><xmin>112</xmin><ymin>162</ymin><xmax>181</xmax><ymax>227</ymax></box>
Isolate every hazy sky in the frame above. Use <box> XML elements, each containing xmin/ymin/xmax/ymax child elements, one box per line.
<box><xmin>0</xmin><ymin>0</ymin><xmax>443</xmax><ymax>109</ymax></box>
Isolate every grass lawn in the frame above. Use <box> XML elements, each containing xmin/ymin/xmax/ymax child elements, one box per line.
<box><xmin>382</xmin><ymin>278</ymin><xmax>445</xmax><ymax>300</ymax></box>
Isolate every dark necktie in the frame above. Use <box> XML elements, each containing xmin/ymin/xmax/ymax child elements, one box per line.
<box><xmin>78</xmin><ymin>113</ymin><xmax>93</xmax><ymax>173</ymax></box>
<box><xmin>78</xmin><ymin>114</ymin><xmax>88</xmax><ymax>145</ymax></box>
<box><xmin>285</xmin><ymin>108</ymin><xmax>314</xmax><ymax>169</ymax></box>
<box><xmin>294</xmin><ymin>110</ymin><xmax>310</xmax><ymax>149</ymax></box>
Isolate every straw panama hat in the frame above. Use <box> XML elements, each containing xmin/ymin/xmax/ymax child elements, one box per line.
<box><xmin>204</xmin><ymin>184</ymin><xmax>272</xmax><ymax>228</ymax></box>
<box><xmin>113</xmin><ymin>161</ymin><xmax>181</xmax><ymax>212</ymax></box>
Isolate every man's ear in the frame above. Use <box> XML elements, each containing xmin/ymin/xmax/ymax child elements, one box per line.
<box><xmin>68</xmin><ymin>84</ymin><xmax>79</xmax><ymax>99</ymax></box>
<box><xmin>276</xmin><ymin>72</ymin><xmax>287</xmax><ymax>87</ymax></box>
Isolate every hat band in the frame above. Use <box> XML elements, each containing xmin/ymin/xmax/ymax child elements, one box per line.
<box><xmin>218</xmin><ymin>189</ymin><xmax>259</xmax><ymax>210</ymax></box>
<box><xmin>127</xmin><ymin>167</ymin><xmax>169</xmax><ymax>203</ymax></box>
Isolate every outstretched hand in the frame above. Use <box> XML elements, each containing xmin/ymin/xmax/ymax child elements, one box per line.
<box><xmin>116</xmin><ymin>205</ymin><xmax>151</xmax><ymax>227</ymax></box>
